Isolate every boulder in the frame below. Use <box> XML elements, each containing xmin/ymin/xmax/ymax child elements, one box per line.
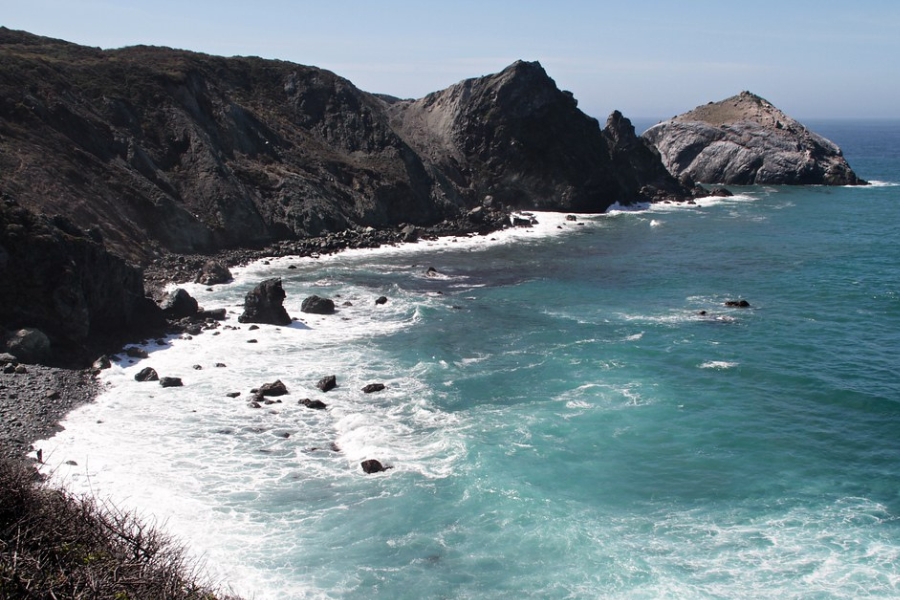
<box><xmin>642</xmin><ymin>91</ymin><xmax>867</xmax><ymax>186</ymax></box>
<box><xmin>361</xmin><ymin>459</ymin><xmax>390</xmax><ymax>474</ymax></box>
<box><xmin>3</xmin><ymin>328</ymin><xmax>51</xmax><ymax>364</ymax></box>
<box><xmin>159</xmin><ymin>288</ymin><xmax>199</xmax><ymax>319</ymax></box>
<box><xmin>362</xmin><ymin>383</ymin><xmax>386</xmax><ymax>394</ymax></box>
<box><xmin>375</xmin><ymin>296</ymin><xmax>388</xmax><ymax>305</ymax></box>
<box><xmin>400</xmin><ymin>224</ymin><xmax>421</xmax><ymax>242</ymax></box>
<box><xmin>317</xmin><ymin>375</ymin><xmax>337</xmax><ymax>392</ymax></box>
<box><xmin>159</xmin><ymin>377</ymin><xmax>183</xmax><ymax>387</ymax></box>
<box><xmin>725</xmin><ymin>300</ymin><xmax>751</xmax><ymax>307</ymax></box>
<box><xmin>92</xmin><ymin>355</ymin><xmax>112</xmax><ymax>370</ymax></box>
<box><xmin>124</xmin><ymin>346</ymin><xmax>149</xmax><ymax>359</ymax></box>
<box><xmin>301</xmin><ymin>295</ymin><xmax>335</xmax><ymax>315</ymax></box>
<box><xmin>195</xmin><ymin>260</ymin><xmax>233</xmax><ymax>285</ymax></box>
<box><xmin>134</xmin><ymin>367</ymin><xmax>159</xmax><ymax>382</ymax></box>
<box><xmin>197</xmin><ymin>308</ymin><xmax>227</xmax><ymax>321</ymax></box>
<box><xmin>299</xmin><ymin>398</ymin><xmax>328</xmax><ymax>410</ymax></box>
<box><xmin>238</xmin><ymin>278</ymin><xmax>292</xmax><ymax>325</ymax></box>
<box><xmin>257</xmin><ymin>379</ymin><xmax>289</xmax><ymax>397</ymax></box>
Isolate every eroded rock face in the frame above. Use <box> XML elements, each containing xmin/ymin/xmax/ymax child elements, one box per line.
<box><xmin>0</xmin><ymin>200</ymin><xmax>164</xmax><ymax>366</ymax></box>
<box><xmin>238</xmin><ymin>278</ymin><xmax>292</xmax><ymax>325</ymax></box>
<box><xmin>642</xmin><ymin>91</ymin><xmax>866</xmax><ymax>186</ymax></box>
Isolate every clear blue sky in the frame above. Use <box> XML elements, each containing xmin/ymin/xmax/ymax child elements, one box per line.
<box><xmin>3</xmin><ymin>0</ymin><xmax>898</xmax><ymax>120</ymax></box>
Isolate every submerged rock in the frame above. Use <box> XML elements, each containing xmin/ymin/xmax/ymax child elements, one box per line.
<box><xmin>361</xmin><ymin>459</ymin><xmax>391</xmax><ymax>474</ymax></box>
<box><xmin>643</xmin><ymin>91</ymin><xmax>867</xmax><ymax>186</ymax></box>
<box><xmin>362</xmin><ymin>383</ymin><xmax>386</xmax><ymax>394</ymax></box>
<box><xmin>317</xmin><ymin>375</ymin><xmax>337</xmax><ymax>392</ymax></box>
<box><xmin>299</xmin><ymin>398</ymin><xmax>328</xmax><ymax>410</ymax></box>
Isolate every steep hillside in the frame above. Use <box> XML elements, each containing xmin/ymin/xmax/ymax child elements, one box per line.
<box><xmin>1</xmin><ymin>30</ymin><xmax>697</xmax><ymax>265</ymax></box>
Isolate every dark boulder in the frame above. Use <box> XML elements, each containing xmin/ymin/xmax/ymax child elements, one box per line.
<box><xmin>362</xmin><ymin>383</ymin><xmax>386</xmax><ymax>394</ymax></box>
<box><xmin>725</xmin><ymin>300</ymin><xmax>751</xmax><ymax>308</ymax></box>
<box><xmin>159</xmin><ymin>288</ymin><xmax>199</xmax><ymax>319</ymax></box>
<box><xmin>195</xmin><ymin>260</ymin><xmax>233</xmax><ymax>286</ymax></box>
<box><xmin>92</xmin><ymin>355</ymin><xmax>112</xmax><ymax>370</ymax></box>
<box><xmin>125</xmin><ymin>347</ymin><xmax>149</xmax><ymax>359</ymax></box>
<box><xmin>301</xmin><ymin>295</ymin><xmax>335</xmax><ymax>315</ymax></box>
<box><xmin>299</xmin><ymin>398</ymin><xmax>328</xmax><ymax>410</ymax></box>
<box><xmin>375</xmin><ymin>296</ymin><xmax>388</xmax><ymax>305</ymax></box>
<box><xmin>197</xmin><ymin>308</ymin><xmax>227</xmax><ymax>321</ymax></box>
<box><xmin>257</xmin><ymin>379</ymin><xmax>289</xmax><ymax>397</ymax></box>
<box><xmin>317</xmin><ymin>374</ymin><xmax>337</xmax><ymax>392</ymax></box>
<box><xmin>238</xmin><ymin>278</ymin><xmax>292</xmax><ymax>325</ymax></box>
<box><xmin>134</xmin><ymin>367</ymin><xmax>159</xmax><ymax>382</ymax></box>
<box><xmin>3</xmin><ymin>328</ymin><xmax>51</xmax><ymax>364</ymax></box>
<box><xmin>159</xmin><ymin>376</ymin><xmax>183</xmax><ymax>387</ymax></box>
<box><xmin>361</xmin><ymin>459</ymin><xmax>391</xmax><ymax>474</ymax></box>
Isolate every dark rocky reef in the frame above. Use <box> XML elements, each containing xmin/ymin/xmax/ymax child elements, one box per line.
<box><xmin>0</xmin><ymin>198</ymin><xmax>163</xmax><ymax>366</ymax></box>
<box><xmin>642</xmin><ymin>91</ymin><xmax>866</xmax><ymax>186</ymax></box>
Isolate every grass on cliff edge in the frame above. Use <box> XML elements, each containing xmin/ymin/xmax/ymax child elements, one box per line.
<box><xmin>0</xmin><ymin>458</ymin><xmax>241</xmax><ymax>600</ymax></box>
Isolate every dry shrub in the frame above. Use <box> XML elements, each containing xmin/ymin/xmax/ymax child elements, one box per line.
<box><xmin>0</xmin><ymin>458</ymin><xmax>241</xmax><ymax>599</ymax></box>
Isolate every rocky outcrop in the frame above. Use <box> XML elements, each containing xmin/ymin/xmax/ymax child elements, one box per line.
<box><xmin>387</xmin><ymin>61</ymin><xmax>696</xmax><ymax>211</ymax></box>
<box><xmin>642</xmin><ymin>91</ymin><xmax>866</xmax><ymax>186</ymax></box>
<box><xmin>0</xmin><ymin>199</ymin><xmax>164</xmax><ymax>366</ymax></box>
<box><xmin>238</xmin><ymin>278</ymin><xmax>292</xmax><ymax>325</ymax></box>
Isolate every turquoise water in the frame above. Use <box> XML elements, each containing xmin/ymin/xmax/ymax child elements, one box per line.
<box><xmin>41</xmin><ymin>121</ymin><xmax>900</xmax><ymax>598</ymax></box>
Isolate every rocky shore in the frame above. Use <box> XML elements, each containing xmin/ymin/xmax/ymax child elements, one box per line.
<box><xmin>0</xmin><ymin>205</ymin><xmax>520</xmax><ymax>463</ymax></box>
<box><xmin>0</xmin><ymin>358</ymin><xmax>98</xmax><ymax>461</ymax></box>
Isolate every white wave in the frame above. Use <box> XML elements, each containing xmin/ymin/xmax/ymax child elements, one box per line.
<box><xmin>699</xmin><ymin>360</ymin><xmax>739</xmax><ymax>369</ymax></box>
<box><xmin>864</xmin><ymin>180</ymin><xmax>900</xmax><ymax>187</ymax></box>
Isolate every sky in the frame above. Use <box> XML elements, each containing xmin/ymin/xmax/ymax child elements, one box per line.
<box><xmin>3</xmin><ymin>0</ymin><xmax>898</xmax><ymax>120</ymax></box>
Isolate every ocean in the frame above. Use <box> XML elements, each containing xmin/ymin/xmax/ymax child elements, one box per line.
<box><xmin>38</xmin><ymin>119</ymin><xmax>900</xmax><ymax>599</ymax></box>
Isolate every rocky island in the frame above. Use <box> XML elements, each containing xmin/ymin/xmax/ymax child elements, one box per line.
<box><xmin>642</xmin><ymin>91</ymin><xmax>866</xmax><ymax>186</ymax></box>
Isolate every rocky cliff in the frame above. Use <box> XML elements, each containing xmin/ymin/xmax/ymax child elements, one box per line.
<box><xmin>0</xmin><ymin>30</ymin><xmax>696</xmax><ymax>266</ymax></box>
<box><xmin>0</xmin><ymin>198</ymin><xmax>163</xmax><ymax>366</ymax></box>
<box><xmin>386</xmin><ymin>61</ymin><xmax>694</xmax><ymax>211</ymax></box>
<box><xmin>642</xmin><ymin>91</ymin><xmax>866</xmax><ymax>186</ymax></box>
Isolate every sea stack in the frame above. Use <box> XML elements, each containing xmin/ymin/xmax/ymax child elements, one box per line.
<box><xmin>642</xmin><ymin>91</ymin><xmax>866</xmax><ymax>186</ymax></box>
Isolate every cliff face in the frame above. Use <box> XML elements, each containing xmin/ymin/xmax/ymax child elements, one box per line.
<box><xmin>0</xmin><ymin>199</ymin><xmax>162</xmax><ymax>365</ymax></box>
<box><xmin>0</xmin><ymin>31</ymin><xmax>695</xmax><ymax>265</ymax></box>
<box><xmin>642</xmin><ymin>91</ymin><xmax>866</xmax><ymax>186</ymax></box>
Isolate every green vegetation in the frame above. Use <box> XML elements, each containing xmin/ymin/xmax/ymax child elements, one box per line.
<box><xmin>0</xmin><ymin>458</ymin><xmax>241</xmax><ymax>600</ymax></box>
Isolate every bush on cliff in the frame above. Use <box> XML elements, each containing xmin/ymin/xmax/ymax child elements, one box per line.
<box><xmin>0</xmin><ymin>458</ymin><xmax>240</xmax><ymax>599</ymax></box>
